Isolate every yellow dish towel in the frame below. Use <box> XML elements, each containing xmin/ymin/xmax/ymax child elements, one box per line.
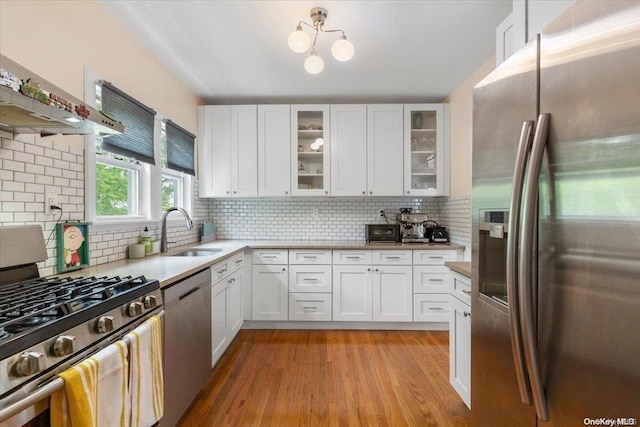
<box><xmin>125</xmin><ymin>315</ymin><xmax>164</xmax><ymax>427</ymax></box>
<box><xmin>51</xmin><ymin>341</ymin><xmax>130</xmax><ymax>427</ymax></box>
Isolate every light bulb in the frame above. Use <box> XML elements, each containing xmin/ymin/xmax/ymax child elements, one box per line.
<box><xmin>315</xmin><ymin>137</ymin><xmax>324</xmax><ymax>146</ymax></box>
<box><xmin>304</xmin><ymin>52</ymin><xmax>324</xmax><ymax>74</ymax></box>
<box><xmin>288</xmin><ymin>25</ymin><xmax>311</xmax><ymax>53</ymax></box>
<box><xmin>331</xmin><ymin>36</ymin><xmax>354</xmax><ymax>62</ymax></box>
<box><xmin>310</xmin><ymin>141</ymin><xmax>320</xmax><ymax>150</ymax></box>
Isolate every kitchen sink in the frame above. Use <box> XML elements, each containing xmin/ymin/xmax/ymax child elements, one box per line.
<box><xmin>170</xmin><ymin>249</ymin><xmax>222</xmax><ymax>257</ymax></box>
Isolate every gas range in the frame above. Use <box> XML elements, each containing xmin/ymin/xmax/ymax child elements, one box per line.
<box><xmin>0</xmin><ymin>225</ymin><xmax>162</xmax><ymax>422</ymax></box>
<box><xmin>0</xmin><ymin>275</ymin><xmax>160</xmax><ymax>359</ymax></box>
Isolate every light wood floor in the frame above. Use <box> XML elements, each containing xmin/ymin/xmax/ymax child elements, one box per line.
<box><xmin>179</xmin><ymin>329</ymin><xmax>471</xmax><ymax>427</ymax></box>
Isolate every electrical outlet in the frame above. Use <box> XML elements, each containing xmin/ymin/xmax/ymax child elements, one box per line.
<box><xmin>45</xmin><ymin>193</ymin><xmax>58</xmax><ymax>213</ymax></box>
<box><xmin>379</xmin><ymin>210</ymin><xmax>385</xmax><ymax>218</ymax></box>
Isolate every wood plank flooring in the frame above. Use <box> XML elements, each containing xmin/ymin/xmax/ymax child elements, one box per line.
<box><xmin>179</xmin><ymin>330</ymin><xmax>470</xmax><ymax>427</ymax></box>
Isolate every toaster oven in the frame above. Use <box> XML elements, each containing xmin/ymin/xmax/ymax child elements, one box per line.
<box><xmin>365</xmin><ymin>224</ymin><xmax>401</xmax><ymax>243</ymax></box>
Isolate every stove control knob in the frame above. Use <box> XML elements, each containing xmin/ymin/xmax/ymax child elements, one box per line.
<box><xmin>143</xmin><ymin>295</ymin><xmax>157</xmax><ymax>309</ymax></box>
<box><xmin>14</xmin><ymin>352</ymin><xmax>45</xmax><ymax>377</ymax></box>
<box><xmin>96</xmin><ymin>316</ymin><xmax>114</xmax><ymax>334</ymax></box>
<box><xmin>52</xmin><ymin>335</ymin><xmax>77</xmax><ymax>357</ymax></box>
<box><xmin>127</xmin><ymin>302</ymin><xmax>143</xmax><ymax>317</ymax></box>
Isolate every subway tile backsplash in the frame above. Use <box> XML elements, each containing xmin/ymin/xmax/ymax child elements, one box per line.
<box><xmin>1</xmin><ymin>133</ymin><xmax>471</xmax><ymax>276</ymax></box>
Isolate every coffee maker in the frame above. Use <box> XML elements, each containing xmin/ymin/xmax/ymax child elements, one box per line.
<box><xmin>396</xmin><ymin>210</ymin><xmax>430</xmax><ymax>243</ymax></box>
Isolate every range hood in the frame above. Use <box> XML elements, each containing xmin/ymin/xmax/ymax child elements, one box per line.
<box><xmin>0</xmin><ymin>54</ymin><xmax>124</xmax><ymax>137</ymax></box>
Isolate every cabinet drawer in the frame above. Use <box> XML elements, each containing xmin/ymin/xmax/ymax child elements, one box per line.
<box><xmin>450</xmin><ymin>271</ymin><xmax>471</xmax><ymax>305</ymax></box>
<box><xmin>413</xmin><ymin>294</ymin><xmax>450</xmax><ymax>322</ymax></box>
<box><xmin>288</xmin><ymin>249</ymin><xmax>332</xmax><ymax>265</ymax></box>
<box><xmin>252</xmin><ymin>249</ymin><xmax>288</xmax><ymax>265</ymax></box>
<box><xmin>333</xmin><ymin>250</ymin><xmax>372</xmax><ymax>265</ymax></box>
<box><xmin>289</xmin><ymin>293</ymin><xmax>332</xmax><ymax>321</ymax></box>
<box><xmin>413</xmin><ymin>266</ymin><xmax>450</xmax><ymax>293</ymax></box>
<box><xmin>413</xmin><ymin>250</ymin><xmax>456</xmax><ymax>265</ymax></box>
<box><xmin>212</xmin><ymin>258</ymin><xmax>233</xmax><ymax>283</ymax></box>
<box><xmin>289</xmin><ymin>265</ymin><xmax>332</xmax><ymax>293</ymax></box>
<box><xmin>372</xmin><ymin>250</ymin><xmax>412</xmax><ymax>265</ymax></box>
<box><xmin>228</xmin><ymin>252</ymin><xmax>244</xmax><ymax>273</ymax></box>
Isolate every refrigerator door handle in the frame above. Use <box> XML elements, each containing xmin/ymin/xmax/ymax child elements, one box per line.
<box><xmin>507</xmin><ymin>120</ymin><xmax>535</xmax><ymax>406</ymax></box>
<box><xmin>519</xmin><ymin>113</ymin><xmax>550</xmax><ymax>421</ymax></box>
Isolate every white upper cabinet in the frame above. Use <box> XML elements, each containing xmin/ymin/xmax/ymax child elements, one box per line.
<box><xmin>291</xmin><ymin>105</ymin><xmax>330</xmax><ymax>196</ymax></box>
<box><xmin>367</xmin><ymin>104</ymin><xmax>404</xmax><ymax>196</ymax></box>
<box><xmin>231</xmin><ymin>105</ymin><xmax>258</xmax><ymax>197</ymax></box>
<box><xmin>258</xmin><ymin>105</ymin><xmax>291</xmax><ymax>196</ymax></box>
<box><xmin>197</xmin><ymin>105</ymin><xmax>257</xmax><ymax>198</ymax></box>
<box><xmin>403</xmin><ymin>104</ymin><xmax>449</xmax><ymax>197</ymax></box>
<box><xmin>330</xmin><ymin>105</ymin><xmax>367</xmax><ymax>196</ymax></box>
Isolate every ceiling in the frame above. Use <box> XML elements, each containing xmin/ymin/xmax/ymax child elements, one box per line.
<box><xmin>100</xmin><ymin>1</ymin><xmax>511</xmax><ymax>104</ymax></box>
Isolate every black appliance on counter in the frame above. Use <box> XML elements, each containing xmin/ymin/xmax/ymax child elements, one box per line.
<box><xmin>0</xmin><ymin>225</ymin><xmax>163</xmax><ymax>426</ymax></box>
<box><xmin>365</xmin><ymin>224</ymin><xmax>401</xmax><ymax>243</ymax></box>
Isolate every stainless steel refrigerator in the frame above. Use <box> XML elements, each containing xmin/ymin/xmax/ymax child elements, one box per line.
<box><xmin>471</xmin><ymin>1</ymin><xmax>640</xmax><ymax>426</ymax></box>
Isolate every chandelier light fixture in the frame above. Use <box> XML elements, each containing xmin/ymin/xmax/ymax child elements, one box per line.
<box><xmin>288</xmin><ymin>7</ymin><xmax>354</xmax><ymax>74</ymax></box>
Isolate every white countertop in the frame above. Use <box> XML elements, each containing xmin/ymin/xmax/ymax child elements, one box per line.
<box><xmin>66</xmin><ymin>240</ymin><xmax>465</xmax><ymax>289</ymax></box>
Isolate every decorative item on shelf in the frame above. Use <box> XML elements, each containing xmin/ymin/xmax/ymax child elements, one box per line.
<box><xmin>75</xmin><ymin>103</ymin><xmax>90</xmax><ymax>118</ymax></box>
<box><xmin>310</xmin><ymin>137</ymin><xmax>323</xmax><ymax>151</ymax></box>
<box><xmin>287</xmin><ymin>7</ymin><xmax>354</xmax><ymax>74</ymax></box>
<box><xmin>19</xmin><ymin>79</ymin><xmax>51</xmax><ymax>105</ymax></box>
<box><xmin>0</xmin><ymin>68</ymin><xmax>21</xmax><ymax>91</ymax></box>
<box><xmin>298</xmin><ymin>159</ymin><xmax>310</xmax><ymax>173</ymax></box>
<box><xmin>412</xmin><ymin>112</ymin><xmax>424</xmax><ymax>129</ymax></box>
<box><xmin>56</xmin><ymin>222</ymin><xmax>90</xmax><ymax>273</ymax></box>
<box><xmin>48</xmin><ymin>93</ymin><xmax>74</xmax><ymax>112</ymax></box>
<box><xmin>312</xmin><ymin>124</ymin><xmax>323</xmax><ymax>130</ymax></box>
<box><xmin>298</xmin><ymin>144</ymin><xmax>304</xmax><ymax>152</ymax></box>
<box><xmin>298</xmin><ymin>124</ymin><xmax>306</xmax><ymax>130</ymax></box>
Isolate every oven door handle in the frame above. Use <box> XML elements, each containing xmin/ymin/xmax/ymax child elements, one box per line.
<box><xmin>0</xmin><ymin>310</ymin><xmax>165</xmax><ymax>424</ymax></box>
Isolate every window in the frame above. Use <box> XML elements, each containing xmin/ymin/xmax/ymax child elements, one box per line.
<box><xmin>95</xmin><ymin>158</ymin><xmax>141</xmax><ymax>217</ymax></box>
<box><xmin>85</xmin><ymin>69</ymin><xmax>194</xmax><ymax>226</ymax></box>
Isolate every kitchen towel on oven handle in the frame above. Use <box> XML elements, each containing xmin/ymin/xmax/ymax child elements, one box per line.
<box><xmin>50</xmin><ymin>340</ymin><xmax>130</xmax><ymax>427</ymax></box>
<box><xmin>125</xmin><ymin>314</ymin><xmax>164</xmax><ymax>427</ymax></box>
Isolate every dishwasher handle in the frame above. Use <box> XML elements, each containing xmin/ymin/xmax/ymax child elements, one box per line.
<box><xmin>179</xmin><ymin>286</ymin><xmax>201</xmax><ymax>301</ymax></box>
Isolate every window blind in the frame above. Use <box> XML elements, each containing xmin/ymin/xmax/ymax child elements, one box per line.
<box><xmin>165</xmin><ymin>120</ymin><xmax>196</xmax><ymax>176</ymax></box>
<box><xmin>100</xmin><ymin>81</ymin><xmax>156</xmax><ymax>165</ymax></box>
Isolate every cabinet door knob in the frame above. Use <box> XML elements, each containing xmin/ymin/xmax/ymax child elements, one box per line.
<box><xmin>226</xmin><ymin>191</ymin><xmax>230</xmax><ymax>194</ymax></box>
<box><xmin>406</xmin><ymin>191</ymin><xmax>410</xmax><ymax>194</ymax></box>
<box><xmin>362</xmin><ymin>191</ymin><xmax>365</xmax><ymax>195</ymax></box>
<box><xmin>464</xmin><ymin>311</ymin><xmax>471</xmax><ymax>317</ymax></box>
<box><xmin>285</xmin><ymin>191</ymin><xmax>289</xmax><ymax>195</ymax></box>
<box><xmin>367</xmin><ymin>268</ymin><xmax>371</xmax><ymax>272</ymax></box>
<box><xmin>325</xmin><ymin>191</ymin><xmax>328</xmax><ymax>195</ymax></box>
<box><xmin>369</xmin><ymin>191</ymin><xmax>373</xmax><ymax>195</ymax></box>
<box><xmin>233</xmin><ymin>190</ymin><xmax>237</xmax><ymax>194</ymax></box>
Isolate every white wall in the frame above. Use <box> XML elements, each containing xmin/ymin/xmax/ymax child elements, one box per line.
<box><xmin>444</xmin><ymin>56</ymin><xmax>497</xmax><ymax>198</ymax></box>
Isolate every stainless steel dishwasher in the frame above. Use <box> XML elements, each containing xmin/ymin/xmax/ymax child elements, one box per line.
<box><xmin>161</xmin><ymin>269</ymin><xmax>212</xmax><ymax>427</ymax></box>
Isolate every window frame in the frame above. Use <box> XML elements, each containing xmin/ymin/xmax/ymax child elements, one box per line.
<box><xmin>84</xmin><ymin>69</ymin><xmax>193</xmax><ymax>231</ymax></box>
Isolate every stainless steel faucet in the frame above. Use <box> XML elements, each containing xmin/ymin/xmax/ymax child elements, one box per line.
<box><xmin>161</xmin><ymin>207</ymin><xmax>194</xmax><ymax>252</ymax></box>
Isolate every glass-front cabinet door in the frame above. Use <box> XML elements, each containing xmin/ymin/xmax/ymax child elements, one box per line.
<box><xmin>403</xmin><ymin>104</ymin><xmax>449</xmax><ymax>197</ymax></box>
<box><xmin>291</xmin><ymin>105</ymin><xmax>330</xmax><ymax>196</ymax></box>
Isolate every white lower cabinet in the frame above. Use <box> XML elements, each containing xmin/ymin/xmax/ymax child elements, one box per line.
<box><xmin>228</xmin><ymin>269</ymin><xmax>244</xmax><ymax>337</ymax></box>
<box><xmin>251</xmin><ymin>264</ymin><xmax>288</xmax><ymax>320</ymax></box>
<box><xmin>450</xmin><ymin>294</ymin><xmax>471</xmax><ymax>409</ymax></box>
<box><xmin>372</xmin><ymin>265</ymin><xmax>413</xmax><ymax>322</ymax></box>
<box><xmin>333</xmin><ymin>251</ymin><xmax>412</xmax><ymax>322</ymax></box>
<box><xmin>211</xmin><ymin>253</ymin><xmax>244</xmax><ymax>368</ymax></box>
<box><xmin>211</xmin><ymin>278</ymin><xmax>229</xmax><ymax>367</ymax></box>
<box><xmin>333</xmin><ymin>265</ymin><xmax>372</xmax><ymax>321</ymax></box>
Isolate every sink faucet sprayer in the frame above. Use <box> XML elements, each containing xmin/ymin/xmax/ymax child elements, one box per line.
<box><xmin>161</xmin><ymin>207</ymin><xmax>194</xmax><ymax>252</ymax></box>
